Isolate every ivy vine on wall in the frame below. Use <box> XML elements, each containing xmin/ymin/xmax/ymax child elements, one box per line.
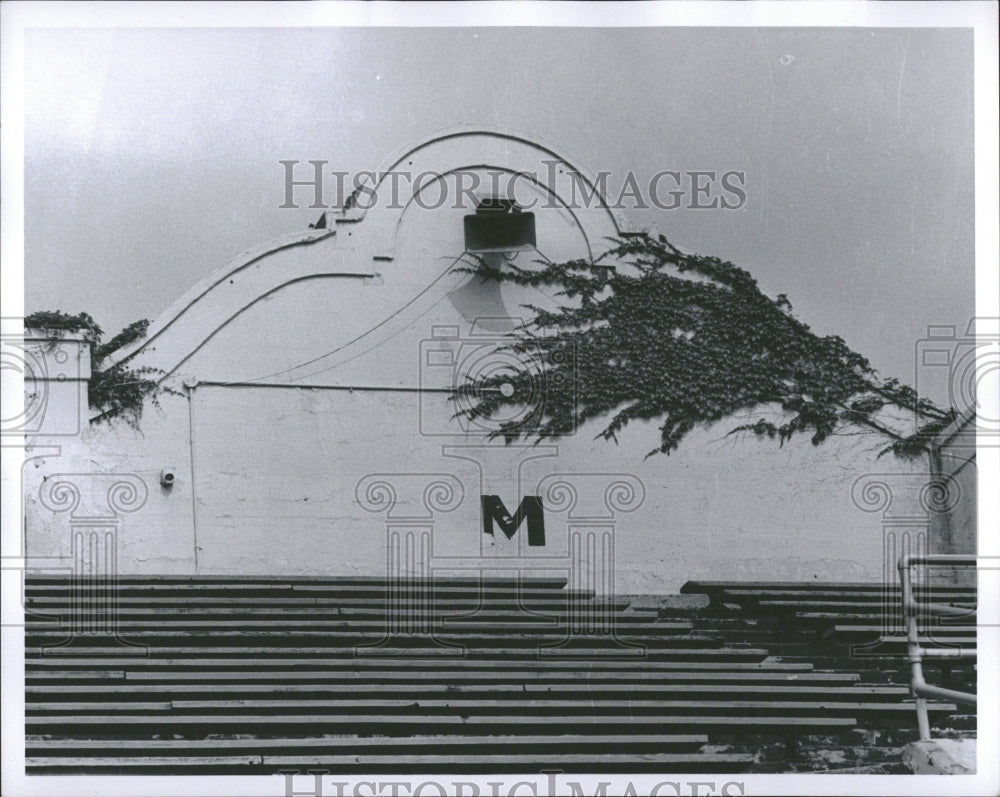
<box><xmin>453</xmin><ymin>234</ymin><xmax>956</xmax><ymax>459</ymax></box>
<box><xmin>24</xmin><ymin>311</ymin><xmax>163</xmax><ymax>429</ymax></box>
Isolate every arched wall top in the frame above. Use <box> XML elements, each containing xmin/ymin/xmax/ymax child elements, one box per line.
<box><xmin>334</xmin><ymin>125</ymin><xmax>633</xmax><ymax>261</ymax></box>
<box><xmin>105</xmin><ymin>127</ymin><xmax>637</xmax><ymax>385</ymax></box>
<box><xmin>341</xmin><ymin>125</ymin><xmax>630</xmax><ymax>232</ymax></box>
<box><xmin>382</xmin><ymin>162</ymin><xmax>610</xmax><ymax>263</ymax></box>
<box><xmin>103</xmin><ymin>227</ymin><xmax>338</xmax><ymax>371</ymax></box>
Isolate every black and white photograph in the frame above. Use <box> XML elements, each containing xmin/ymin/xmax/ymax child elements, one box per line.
<box><xmin>2</xmin><ymin>3</ymin><xmax>998</xmax><ymax>796</ymax></box>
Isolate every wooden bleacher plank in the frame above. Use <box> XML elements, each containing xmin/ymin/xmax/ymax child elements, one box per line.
<box><xmin>265</xmin><ymin>751</ymin><xmax>759</xmax><ymax>769</ymax></box>
<box><xmin>681</xmin><ymin>580</ymin><xmax>976</xmax><ymax>592</ymax></box>
<box><xmin>25</xmin><ymin>751</ymin><xmax>758</xmax><ymax>774</ymax></box>
<box><xmin>27</xmin><ymin>756</ymin><xmax>268</xmax><ymax>771</ymax></box>
<box><xmin>29</xmin><ymin>701</ymin><xmax>174</xmax><ymax>712</ymax></box>
<box><xmin>25</xmin><ymin>654</ymin><xmax>814</xmax><ymax>667</ymax></box>
<box><xmin>24</xmin><ymin>575</ymin><xmax>571</xmax><ymax>587</ymax></box>
<box><xmin>795</xmin><ymin>611</ymin><xmax>977</xmax><ymax>629</ymax></box>
<box><xmin>23</xmin><ymin>574</ymin><xmax>977</xmax><ymax>774</ymax></box>
<box><xmin>30</xmin><ymin>611</ymin><xmax>642</xmax><ymax>620</ymax></box>
<box><xmin>151</xmin><ymin>697</ymin><xmax>950</xmax><ymax>715</ymax></box>
<box><xmin>25</xmin><ymin>584</ymin><xmax>589</xmax><ymax>593</ymax></box>
<box><xmin>29</xmin><ymin>670</ymin><xmax>858</xmax><ymax>688</ymax></box>
<box><xmin>26</xmin><ymin>598</ymin><xmax>631</xmax><ymax>612</ymax></box>
<box><xmin>725</xmin><ymin>589</ymin><xmax>974</xmax><ymax>601</ymax></box>
<box><xmin>28</xmin><ymin>607</ymin><xmax>659</xmax><ymax>620</ymax></box>
<box><xmin>796</xmin><ymin>611</ymin><xmax>975</xmax><ymax>622</ymax></box>
<box><xmin>26</xmin><ymin>699</ymin><xmax>952</xmax><ymax>720</ymax></box>
<box><xmin>823</xmin><ymin>624</ymin><xmax>975</xmax><ymax>637</ymax></box>
<box><xmin>25</xmin><ymin>713</ymin><xmax>860</xmax><ymax>731</ymax></box>
<box><xmin>31</xmin><ymin>676</ymin><xmax>866</xmax><ymax>696</ymax></box>
<box><xmin>26</xmin><ymin>733</ymin><xmax>711</xmax><ymax>753</ymax></box>
<box><xmin>25</xmin><ymin>670</ymin><xmax>126</xmax><ymax>680</ymax></box>
<box><xmin>26</xmin><ymin>655</ymin><xmax>812</xmax><ymax>671</ymax></box>
<box><xmin>23</xmin><ymin>637</ymin><xmax>729</xmax><ymax>654</ymax></box>
<box><xmin>24</xmin><ymin>637</ymin><xmax>713</xmax><ymax>650</ymax></box>
<box><xmin>21</xmin><ymin>624</ymin><xmax>709</xmax><ymax>636</ymax></box>
<box><xmin>25</xmin><ymin>620</ymin><xmax>695</xmax><ymax>633</ymax></box>
<box><xmin>25</xmin><ymin>645</ymin><xmax>768</xmax><ymax>659</ymax></box>
<box><xmin>821</xmin><ymin>630</ymin><xmax>977</xmax><ymax>646</ymax></box>
<box><xmin>755</xmin><ymin>599</ymin><xmax>973</xmax><ymax>612</ymax></box>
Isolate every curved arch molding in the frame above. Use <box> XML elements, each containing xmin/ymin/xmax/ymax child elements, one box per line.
<box><xmin>107</xmin><ymin>127</ymin><xmax>632</xmax><ymax>385</ymax></box>
<box><xmin>340</xmin><ymin>125</ymin><xmax>631</xmax><ymax>260</ymax></box>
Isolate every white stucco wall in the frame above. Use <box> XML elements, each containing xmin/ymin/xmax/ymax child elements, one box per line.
<box><xmin>21</xmin><ymin>129</ymin><xmax>948</xmax><ymax>593</ymax></box>
<box><xmin>931</xmin><ymin>411</ymin><xmax>977</xmax><ymax>556</ymax></box>
<box><xmin>182</xmin><ymin>384</ymin><xmax>922</xmax><ymax>591</ymax></box>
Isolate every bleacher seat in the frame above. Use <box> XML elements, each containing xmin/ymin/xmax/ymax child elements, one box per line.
<box><xmin>24</xmin><ymin>576</ymin><xmax>974</xmax><ymax>773</ymax></box>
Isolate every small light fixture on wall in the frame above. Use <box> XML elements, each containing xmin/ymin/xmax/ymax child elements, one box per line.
<box><xmin>464</xmin><ymin>198</ymin><xmax>536</xmax><ymax>254</ymax></box>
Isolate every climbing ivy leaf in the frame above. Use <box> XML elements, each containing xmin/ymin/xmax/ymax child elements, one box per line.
<box><xmin>25</xmin><ymin>311</ymin><xmax>163</xmax><ymax>429</ymax></box>
<box><xmin>453</xmin><ymin>234</ymin><xmax>956</xmax><ymax>459</ymax></box>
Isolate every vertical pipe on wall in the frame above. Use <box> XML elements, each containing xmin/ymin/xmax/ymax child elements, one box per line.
<box><xmin>185</xmin><ymin>383</ymin><xmax>200</xmax><ymax>574</ymax></box>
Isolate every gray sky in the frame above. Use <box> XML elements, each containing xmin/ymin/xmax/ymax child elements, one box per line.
<box><xmin>23</xmin><ymin>26</ymin><xmax>974</xmax><ymax>403</ymax></box>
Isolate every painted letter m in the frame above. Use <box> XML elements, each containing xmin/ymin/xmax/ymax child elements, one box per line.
<box><xmin>481</xmin><ymin>495</ymin><xmax>545</xmax><ymax>546</ymax></box>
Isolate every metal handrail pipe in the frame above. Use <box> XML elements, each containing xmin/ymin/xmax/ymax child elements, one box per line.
<box><xmin>897</xmin><ymin>554</ymin><xmax>979</xmax><ymax>569</ymax></box>
<box><xmin>898</xmin><ymin>553</ymin><xmax>978</xmax><ymax>741</ymax></box>
<box><xmin>913</xmin><ymin>681</ymin><xmax>977</xmax><ymax>705</ymax></box>
<box><xmin>904</xmin><ymin>600</ymin><xmax>976</xmax><ymax>617</ymax></box>
<box><xmin>917</xmin><ymin>646</ymin><xmax>978</xmax><ymax>660</ymax></box>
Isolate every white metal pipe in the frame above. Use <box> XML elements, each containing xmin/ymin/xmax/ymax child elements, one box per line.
<box><xmin>897</xmin><ymin>554</ymin><xmax>978</xmax><ymax>741</ymax></box>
